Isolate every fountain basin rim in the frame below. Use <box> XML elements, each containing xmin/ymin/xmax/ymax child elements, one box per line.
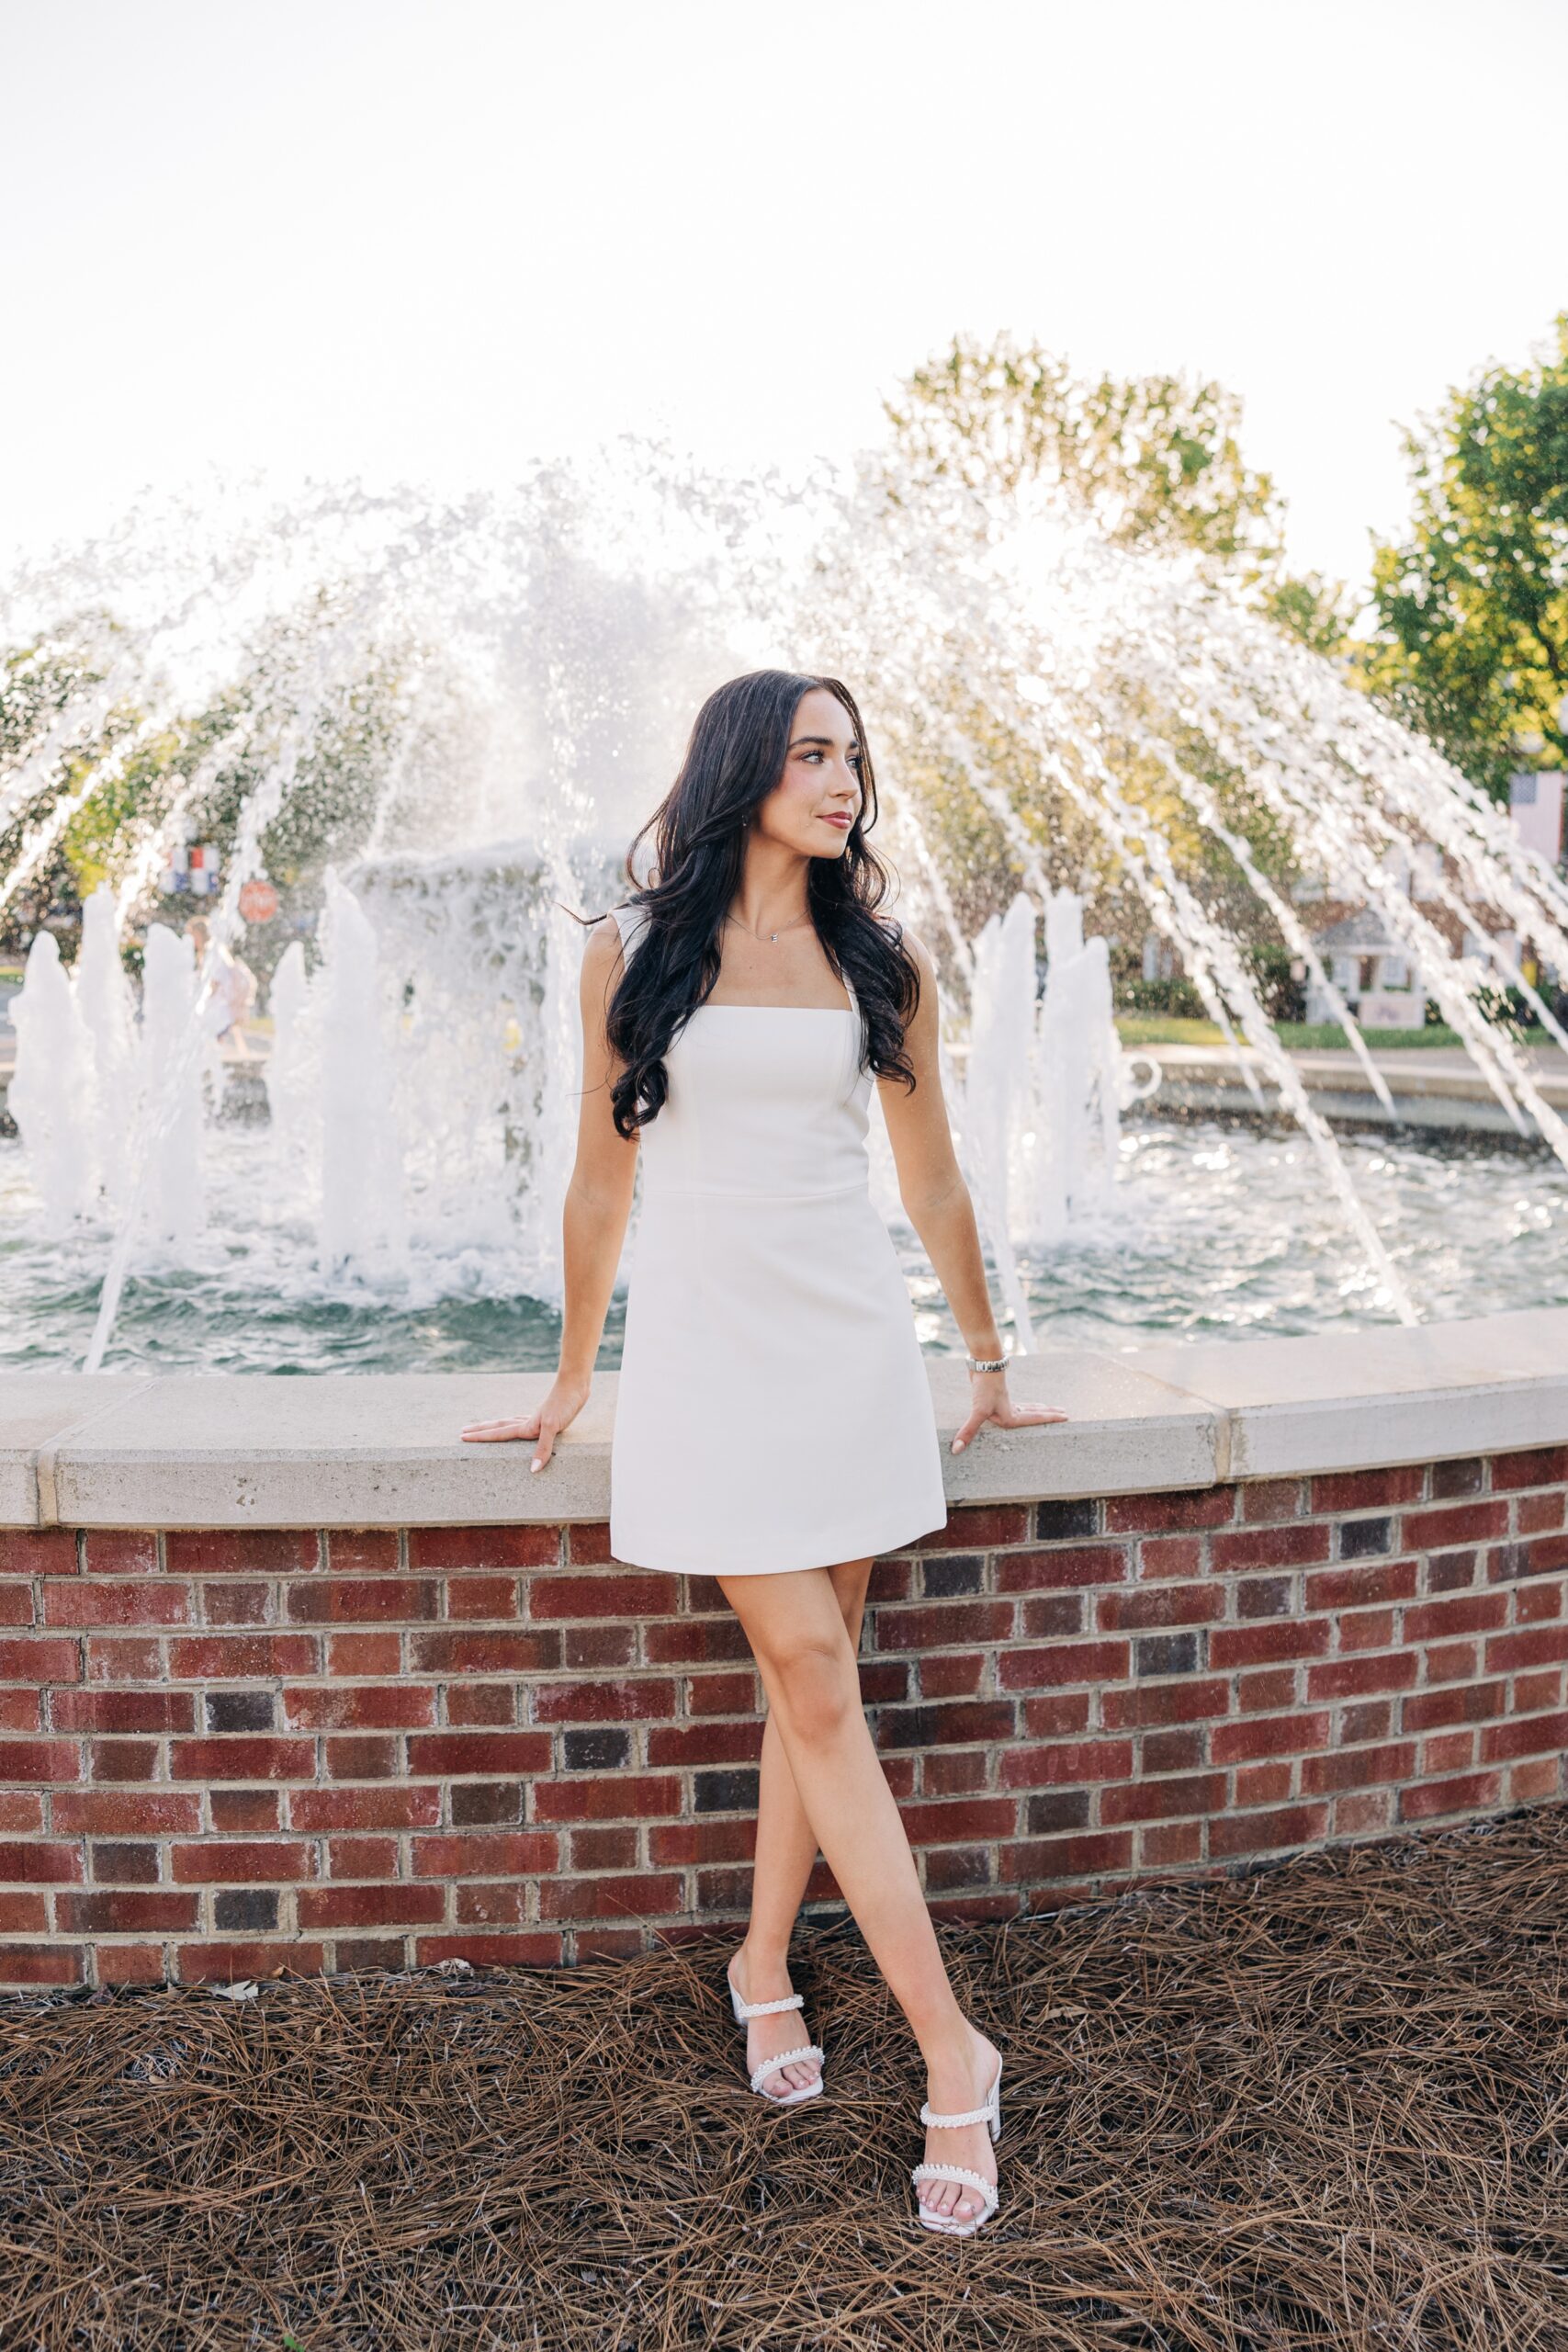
<box><xmin>5</xmin><ymin>1306</ymin><xmax>1567</xmax><ymax>1530</ymax></box>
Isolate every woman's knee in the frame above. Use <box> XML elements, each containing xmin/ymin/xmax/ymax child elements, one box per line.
<box><xmin>767</xmin><ymin>1630</ymin><xmax>859</xmax><ymax>1744</ymax></box>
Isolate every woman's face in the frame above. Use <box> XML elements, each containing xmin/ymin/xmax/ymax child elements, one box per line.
<box><xmin>751</xmin><ymin>686</ymin><xmax>864</xmax><ymax>858</ymax></box>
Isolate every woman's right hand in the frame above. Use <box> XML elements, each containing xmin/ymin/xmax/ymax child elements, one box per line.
<box><xmin>459</xmin><ymin>1372</ymin><xmax>592</xmax><ymax>1474</ymax></box>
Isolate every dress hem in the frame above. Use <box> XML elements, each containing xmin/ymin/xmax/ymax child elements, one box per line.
<box><xmin>606</xmin><ymin>1497</ymin><xmax>951</xmax><ymax>1577</ymax></box>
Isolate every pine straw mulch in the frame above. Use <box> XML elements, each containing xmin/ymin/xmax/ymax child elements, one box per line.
<box><xmin>5</xmin><ymin>1804</ymin><xmax>1568</xmax><ymax>2351</ymax></box>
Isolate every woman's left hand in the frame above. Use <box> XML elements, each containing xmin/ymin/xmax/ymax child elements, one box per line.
<box><xmin>950</xmin><ymin>1372</ymin><xmax>1069</xmax><ymax>1455</ymax></box>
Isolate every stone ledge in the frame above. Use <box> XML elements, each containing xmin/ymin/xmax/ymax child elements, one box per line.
<box><xmin>4</xmin><ymin>1306</ymin><xmax>1566</xmax><ymax>1530</ymax></box>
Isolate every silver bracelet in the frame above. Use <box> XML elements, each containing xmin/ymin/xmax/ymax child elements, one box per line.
<box><xmin>966</xmin><ymin>1354</ymin><xmax>1007</xmax><ymax>1374</ymax></box>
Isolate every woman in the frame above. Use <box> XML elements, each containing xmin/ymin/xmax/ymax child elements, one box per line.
<box><xmin>462</xmin><ymin>670</ymin><xmax>1067</xmax><ymax>2236</ymax></box>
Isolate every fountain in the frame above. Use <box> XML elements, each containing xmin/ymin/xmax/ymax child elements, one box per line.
<box><xmin>1</xmin><ymin>454</ymin><xmax>1565</xmax><ymax>1373</ymax></box>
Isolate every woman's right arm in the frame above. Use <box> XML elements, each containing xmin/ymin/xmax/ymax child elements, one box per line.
<box><xmin>459</xmin><ymin>915</ymin><xmax>640</xmax><ymax>1468</ymax></box>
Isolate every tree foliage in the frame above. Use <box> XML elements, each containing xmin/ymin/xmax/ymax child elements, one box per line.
<box><xmin>1369</xmin><ymin>311</ymin><xmax>1568</xmax><ymax>800</ymax></box>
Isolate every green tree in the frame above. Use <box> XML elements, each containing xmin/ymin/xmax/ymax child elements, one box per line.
<box><xmin>1369</xmin><ymin>311</ymin><xmax>1568</xmax><ymax>801</ymax></box>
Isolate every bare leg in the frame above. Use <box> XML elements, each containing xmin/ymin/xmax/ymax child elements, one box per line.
<box><xmin>716</xmin><ymin>1563</ymin><xmax>999</xmax><ymax>2225</ymax></box>
<box><xmin>728</xmin><ymin>1557</ymin><xmax>873</xmax><ymax>2097</ymax></box>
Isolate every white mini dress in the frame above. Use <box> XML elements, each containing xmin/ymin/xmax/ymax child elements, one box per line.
<box><xmin>605</xmin><ymin>899</ymin><xmax>950</xmax><ymax>1577</ymax></box>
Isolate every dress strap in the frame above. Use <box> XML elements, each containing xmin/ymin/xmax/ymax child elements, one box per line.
<box><xmin>610</xmin><ymin>899</ymin><xmax>652</xmax><ymax>968</ymax></box>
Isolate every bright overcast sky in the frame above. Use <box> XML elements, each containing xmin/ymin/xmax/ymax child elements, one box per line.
<box><xmin>4</xmin><ymin>0</ymin><xmax>1565</xmax><ymax>594</ymax></box>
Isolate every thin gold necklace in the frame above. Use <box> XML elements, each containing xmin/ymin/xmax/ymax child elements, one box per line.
<box><xmin>724</xmin><ymin>910</ymin><xmax>814</xmax><ymax>944</ymax></box>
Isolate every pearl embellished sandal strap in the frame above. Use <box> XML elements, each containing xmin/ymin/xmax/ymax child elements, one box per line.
<box><xmin>734</xmin><ymin>1991</ymin><xmax>804</xmax><ymax>2018</ymax></box>
<box><xmin>910</xmin><ymin>2163</ymin><xmax>998</xmax><ymax>2210</ymax></box>
<box><xmin>919</xmin><ymin>2099</ymin><xmax>993</xmax><ymax>2128</ymax></box>
<box><xmin>750</xmin><ymin>2042</ymin><xmax>823</xmax><ymax>2094</ymax></box>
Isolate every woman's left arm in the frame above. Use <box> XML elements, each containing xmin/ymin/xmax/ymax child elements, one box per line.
<box><xmin>876</xmin><ymin>922</ymin><xmax>1069</xmax><ymax>1456</ymax></box>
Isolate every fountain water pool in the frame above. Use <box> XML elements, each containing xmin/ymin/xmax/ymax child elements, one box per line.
<box><xmin>2</xmin><ymin>455</ymin><xmax>1565</xmax><ymax>1373</ymax></box>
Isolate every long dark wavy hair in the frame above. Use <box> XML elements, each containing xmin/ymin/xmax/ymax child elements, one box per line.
<box><xmin>584</xmin><ymin>669</ymin><xmax>923</xmax><ymax>1139</ymax></box>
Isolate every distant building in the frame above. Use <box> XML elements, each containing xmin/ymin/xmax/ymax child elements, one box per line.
<box><xmin>1303</xmin><ymin>910</ymin><xmax>1427</xmax><ymax>1029</ymax></box>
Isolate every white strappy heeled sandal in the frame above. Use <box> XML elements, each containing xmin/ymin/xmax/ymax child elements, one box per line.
<box><xmin>726</xmin><ymin>1959</ymin><xmax>825</xmax><ymax>2108</ymax></box>
<box><xmin>910</xmin><ymin>2049</ymin><xmax>1002</xmax><ymax>2236</ymax></box>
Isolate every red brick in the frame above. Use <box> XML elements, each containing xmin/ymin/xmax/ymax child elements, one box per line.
<box><xmin>685</xmin><ymin>1670</ymin><xmax>757</xmax><ymax>1717</ymax></box>
<box><xmin>1137</xmin><ymin>1536</ymin><xmax>1204</xmax><ymax>1580</ymax></box>
<box><xmin>530</xmin><ymin>1679</ymin><xmax>676</xmax><ymax>1725</ymax></box>
<box><xmin>650</xmin><ymin>1819</ymin><xmax>756</xmax><ymax>1866</ymax></box>
<box><xmin>170</xmin><ymin>1738</ymin><xmax>316</xmax><ymax>1781</ymax></box>
<box><xmin>1208</xmin><ymin>1803</ymin><xmax>1328</xmax><ymax>1859</ymax></box>
<box><xmin>52</xmin><ymin>1791</ymin><xmax>199</xmax><ymax>1836</ymax></box>
<box><xmin>531</xmin><ymin>1775</ymin><xmax>681</xmax><ymax>1823</ymax></box>
<box><xmin>89</xmin><ymin>1736</ymin><xmax>161</xmax><ymax>1781</ymax></box>
<box><xmin>324</xmin><ymin>1530</ymin><xmax>400</xmax><ymax>1571</ymax></box>
<box><xmin>51</xmin><ymin>1690</ymin><xmax>195</xmax><ymax>1733</ymax></box>
<box><xmin>289</xmin><ymin>1785</ymin><xmax>444</xmax><ymax>1831</ymax></box>
<box><xmin>1302</xmin><ymin>1740</ymin><xmax>1416</xmax><ymax>1795</ymax></box>
<box><xmin>447</xmin><ymin>1576</ymin><xmax>523</xmax><ymax>1622</ymax></box>
<box><xmin>0</xmin><ymin>1795</ymin><xmax>43</xmax><ymax>1833</ymax></box>
<box><xmin>286</xmin><ymin>1578</ymin><xmax>438</xmax><ymax>1624</ymax></box>
<box><xmin>1517</xmin><ymin>1492</ymin><xmax>1566</xmax><ymax>1536</ymax></box>
<box><xmin>1304</xmin><ymin>1653</ymin><xmax>1419</xmax><ymax>1701</ymax></box>
<box><xmin>1101</xmin><ymin>1772</ymin><xmax>1225</xmax><ymax>1825</ymax></box>
<box><xmin>1211</xmin><ymin>1523</ymin><xmax>1330</xmax><ymax>1573</ymax></box>
<box><xmin>0</xmin><ymin>1636</ymin><xmax>81</xmax><ymax>1681</ymax></box>
<box><xmin>211</xmin><ymin>1790</ymin><xmax>280</xmax><ymax>1834</ymax></box>
<box><xmin>0</xmin><ymin>1842</ymin><xmax>83</xmax><ymax>1883</ymax></box>
<box><xmin>1105</xmin><ymin>1487</ymin><xmax>1235</xmax><ymax>1534</ymax></box>
<box><xmin>410</xmin><ymin>1526</ymin><xmax>560</xmax><ymax>1570</ymax></box>
<box><xmin>998</xmin><ymin>1738</ymin><xmax>1133</xmax><ymax>1788</ymax></box>
<box><xmin>643</xmin><ymin>1618</ymin><xmax>752</xmax><ymax>1665</ymax></box>
<box><xmin>176</xmin><ymin>1940</ymin><xmax>328</xmax><ymax>1981</ymax></box>
<box><xmin>528</xmin><ymin>1574</ymin><xmax>681</xmax><ymax>1621</ymax></box>
<box><xmin>1001</xmin><ymin>1831</ymin><xmax>1134</xmax><ymax>1879</ymax></box>
<box><xmin>446</xmin><ymin>1685</ymin><xmax>514</xmax><ymax>1727</ymax></box>
<box><xmin>1304</xmin><ymin>1560</ymin><xmax>1418</xmax><ymax>1611</ymax></box>
<box><xmin>277</xmin><ymin>1685</ymin><xmax>431</xmax><ymax>1733</ymax></box>
<box><xmin>455</xmin><ymin>1881</ymin><xmax>526</xmax><ymax>1924</ymax></box>
<box><xmin>0</xmin><ymin>1532</ymin><xmax>77</xmax><ymax>1576</ymax></box>
<box><xmin>165</xmin><ymin>1531</ymin><xmax>319</xmax><ymax>1574</ymax></box>
<box><xmin>1100</xmin><ymin>1679</ymin><xmax>1231</xmax><ymax>1730</ymax></box>
<box><xmin>569</xmin><ymin>1827</ymin><xmax>638</xmax><ymax>1871</ymax></box>
<box><xmin>897</xmin><ymin>1799</ymin><xmax>1018</xmax><ymax>1844</ymax></box>
<box><xmin>169</xmin><ymin>1635</ymin><xmax>319</xmax><ymax>1679</ymax></box>
<box><xmin>1241</xmin><ymin>1479</ymin><xmax>1304</xmax><ymax>1523</ymax></box>
<box><xmin>170</xmin><ymin>1840</ymin><xmax>316</xmax><ymax>1883</ymax></box>
<box><xmin>1401</xmin><ymin>1502</ymin><xmax>1509</xmax><ymax>1551</ymax></box>
<box><xmin>1212</xmin><ymin>1711</ymin><xmax>1332</xmax><ymax>1765</ymax></box>
<box><xmin>1484</xmin><ymin>1624</ymin><xmax>1568</xmax><ymax>1673</ymax></box>
<box><xmin>918</xmin><ymin>1653</ymin><xmax>985</xmax><ymax>1698</ymax></box>
<box><xmin>996</xmin><ymin>1544</ymin><xmax>1129</xmax><ymax>1593</ymax></box>
<box><xmin>1398</xmin><ymin>1770</ymin><xmax>1503</xmax><ymax>1822</ymax></box>
<box><xmin>323</xmin><ymin>1736</ymin><xmax>399</xmax><ymax>1779</ymax></box>
<box><xmin>0</xmin><ymin>1944</ymin><xmax>85</xmax><ymax>1984</ymax></box>
<box><xmin>1097</xmin><ymin>1583</ymin><xmax>1224</xmax><ymax>1632</ymax></box>
<box><xmin>43</xmin><ymin>1580</ymin><xmax>190</xmax><ymax>1627</ymax></box>
<box><xmin>1490</xmin><ymin>1445</ymin><xmax>1568</xmax><ymax>1491</ymax></box>
<box><xmin>55</xmin><ymin>1890</ymin><xmax>198</xmax><ymax>1933</ymax></box>
<box><xmin>410</xmin><ymin>1832</ymin><xmax>558</xmax><ymax>1876</ymax></box>
<box><xmin>647</xmin><ymin>1721</ymin><xmax>764</xmax><ymax>1768</ymax></box>
<box><xmin>405</xmin><ymin>1732</ymin><xmax>552</xmax><ymax>1776</ymax></box>
<box><xmin>1514</xmin><ymin>1579</ymin><xmax>1564</xmax><ymax>1624</ymax></box>
<box><xmin>1140</xmin><ymin>1820</ymin><xmax>1204</xmax><ymax>1868</ymax></box>
<box><xmin>409</xmin><ymin>1629</ymin><xmax>560</xmax><ymax>1675</ymax></box>
<box><xmin>0</xmin><ymin>1893</ymin><xmax>49</xmax><ymax>1931</ymax></box>
<box><xmin>200</xmin><ymin>1584</ymin><xmax>275</xmax><ymax>1626</ymax></box>
<box><xmin>326</xmin><ymin>1634</ymin><xmax>401</xmax><ymax>1676</ymax></box>
<box><xmin>96</xmin><ymin>1942</ymin><xmax>167</xmax><ymax>1984</ymax></box>
<box><xmin>1480</xmin><ymin>1711</ymin><xmax>1568</xmax><ymax>1765</ymax></box>
<box><xmin>1210</xmin><ymin>1619</ymin><xmax>1331</xmax><ymax>1669</ymax></box>
<box><xmin>0</xmin><ymin>1587</ymin><xmax>33</xmax><ymax>1625</ymax></box>
<box><xmin>1404</xmin><ymin>1592</ymin><xmax>1508</xmax><ymax>1644</ymax></box>
<box><xmin>82</xmin><ymin>1532</ymin><xmax>159</xmax><ymax>1574</ymax></box>
<box><xmin>298</xmin><ymin>1883</ymin><xmax>446</xmax><ymax>1928</ymax></box>
<box><xmin>1235</xmin><ymin>1761</ymin><xmax>1293</xmax><ymax>1808</ymax></box>
<box><xmin>996</xmin><ymin>1642</ymin><xmax>1128</xmax><ymax>1690</ymax></box>
<box><xmin>564</xmin><ymin>1521</ymin><xmax>614</xmax><ymax>1564</ymax></box>
<box><xmin>414</xmin><ymin>1932</ymin><xmax>562</xmax><ymax>1967</ymax></box>
<box><xmin>874</xmin><ymin>1600</ymin><xmax>1015</xmax><ymax>1652</ymax></box>
<box><xmin>538</xmin><ymin>1872</ymin><xmax>685</xmax><ymax>1921</ymax></box>
<box><xmin>913</xmin><ymin>1506</ymin><xmax>1022</xmax><ymax>1549</ymax></box>
<box><xmin>84</xmin><ymin>1638</ymin><xmax>162</xmax><ymax>1682</ymax></box>
<box><xmin>0</xmin><ymin>1739</ymin><xmax>80</xmax><ymax>1783</ymax></box>
<box><xmin>1310</xmin><ymin>1465</ymin><xmax>1424</xmax><ymax>1513</ymax></box>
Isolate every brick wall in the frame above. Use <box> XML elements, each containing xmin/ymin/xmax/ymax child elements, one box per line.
<box><xmin>2</xmin><ymin>1442</ymin><xmax>1565</xmax><ymax>1989</ymax></box>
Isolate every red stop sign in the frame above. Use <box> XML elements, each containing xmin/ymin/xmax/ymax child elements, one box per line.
<box><xmin>238</xmin><ymin>879</ymin><xmax>278</xmax><ymax>922</ymax></box>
